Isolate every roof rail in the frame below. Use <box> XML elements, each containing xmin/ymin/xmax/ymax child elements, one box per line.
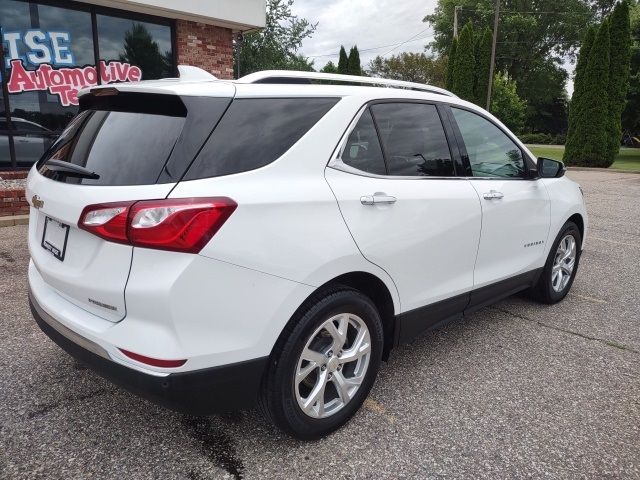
<box><xmin>236</xmin><ymin>70</ymin><xmax>456</xmax><ymax>97</ymax></box>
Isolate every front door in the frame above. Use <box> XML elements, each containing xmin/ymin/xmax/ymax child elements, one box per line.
<box><xmin>449</xmin><ymin>107</ymin><xmax>550</xmax><ymax>289</ymax></box>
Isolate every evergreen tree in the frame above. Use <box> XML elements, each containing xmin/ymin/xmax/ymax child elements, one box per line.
<box><xmin>338</xmin><ymin>46</ymin><xmax>349</xmax><ymax>74</ymax></box>
<box><xmin>348</xmin><ymin>46</ymin><xmax>362</xmax><ymax>76</ymax></box>
<box><xmin>445</xmin><ymin>37</ymin><xmax>458</xmax><ymax>90</ymax></box>
<box><xmin>606</xmin><ymin>1</ymin><xmax>632</xmax><ymax>164</ymax></box>
<box><xmin>572</xmin><ymin>19</ymin><xmax>611</xmax><ymax>167</ymax></box>
<box><xmin>474</xmin><ymin>27</ymin><xmax>492</xmax><ymax>107</ymax></box>
<box><xmin>564</xmin><ymin>27</ymin><xmax>597</xmax><ymax>164</ymax></box>
<box><xmin>451</xmin><ymin>22</ymin><xmax>475</xmax><ymax>101</ymax></box>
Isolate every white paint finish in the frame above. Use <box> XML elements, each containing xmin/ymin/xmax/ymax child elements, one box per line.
<box><xmin>326</xmin><ymin>170</ymin><xmax>482</xmax><ymax>312</ymax></box>
<box><xmin>27</xmin><ymin>73</ymin><xmax>587</xmax><ymax>381</ymax></box>
<box><xmin>26</xmin><ymin>168</ymin><xmax>175</xmax><ymax>322</ymax></box>
<box><xmin>28</xmin><ymin>250</ymin><xmax>314</xmax><ymax>372</ymax></box>
<box><xmin>469</xmin><ymin>179</ymin><xmax>550</xmax><ymax>287</ymax></box>
<box><xmin>542</xmin><ymin>177</ymin><xmax>588</xmax><ymax>252</ymax></box>
<box><xmin>75</xmin><ymin>0</ymin><xmax>266</xmax><ymax>30</ymax></box>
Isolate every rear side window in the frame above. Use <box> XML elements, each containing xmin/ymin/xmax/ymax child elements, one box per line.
<box><xmin>370</xmin><ymin>103</ymin><xmax>454</xmax><ymax>177</ymax></box>
<box><xmin>184</xmin><ymin>97</ymin><xmax>339</xmax><ymax>180</ymax></box>
<box><xmin>340</xmin><ymin>109</ymin><xmax>386</xmax><ymax>175</ymax></box>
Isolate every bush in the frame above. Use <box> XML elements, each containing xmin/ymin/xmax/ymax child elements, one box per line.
<box><xmin>520</xmin><ymin>133</ymin><xmax>552</xmax><ymax>144</ymax></box>
<box><xmin>519</xmin><ymin>133</ymin><xmax>566</xmax><ymax>145</ymax></box>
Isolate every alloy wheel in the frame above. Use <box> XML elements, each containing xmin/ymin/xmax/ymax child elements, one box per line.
<box><xmin>552</xmin><ymin>234</ymin><xmax>577</xmax><ymax>293</ymax></box>
<box><xmin>294</xmin><ymin>313</ymin><xmax>371</xmax><ymax>419</ymax></box>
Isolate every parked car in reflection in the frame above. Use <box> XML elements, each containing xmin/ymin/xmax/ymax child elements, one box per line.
<box><xmin>0</xmin><ymin>117</ymin><xmax>58</xmax><ymax>165</ymax></box>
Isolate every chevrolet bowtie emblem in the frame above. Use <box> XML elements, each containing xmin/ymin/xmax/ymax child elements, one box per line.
<box><xmin>32</xmin><ymin>195</ymin><xmax>44</xmax><ymax>210</ymax></box>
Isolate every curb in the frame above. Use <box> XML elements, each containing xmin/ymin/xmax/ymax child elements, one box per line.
<box><xmin>567</xmin><ymin>167</ymin><xmax>640</xmax><ymax>174</ymax></box>
<box><xmin>0</xmin><ymin>215</ymin><xmax>29</xmax><ymax>228</ymax></box>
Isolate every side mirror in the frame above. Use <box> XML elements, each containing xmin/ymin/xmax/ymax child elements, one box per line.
<box><xmin>537</xmin><ymin>157</ymin><xmax>565</xmax><ymax>178</ymax></box>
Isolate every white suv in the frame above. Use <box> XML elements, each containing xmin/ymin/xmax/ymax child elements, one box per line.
<box><xmin>26</xmin><ymin>69</ymin><xmax>587</xmax><ymax>439</ymax></box>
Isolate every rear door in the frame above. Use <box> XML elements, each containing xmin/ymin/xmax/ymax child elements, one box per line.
<box><xmin>26</xmin><ymin>90</ymin><xmax>232</xmax><ymax>322</ymax></box>
<box><xmin>325</xmin><ymin>102</ymin><xmax>482</xmax><ymax>334</ymax></box>
<box><xmin>448</xmin><ymin>106</ymin><xmax>550</xmax><ymax>290</ymax></box>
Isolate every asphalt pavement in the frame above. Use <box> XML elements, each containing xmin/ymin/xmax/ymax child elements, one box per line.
<box><xmin>0</xmin><ymin>170</ymin><xmax>638</xmax><ymax>479</ymax></box>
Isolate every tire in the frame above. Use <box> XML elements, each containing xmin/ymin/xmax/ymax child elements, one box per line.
<box><xmin>529</xmin><ymin>221</ymin><xmax>582</xmax><ymax>304</ymax></box>
<box><xmin>259</xmin><ymin>287</ymin><xmax>384</xmax><ymax>440</ymax></box>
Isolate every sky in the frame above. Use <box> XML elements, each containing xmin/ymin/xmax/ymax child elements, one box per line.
<box><xmin>291</xmin><ymin>0</ymin><xmax>575</xmax><ymax>95</ymax></box>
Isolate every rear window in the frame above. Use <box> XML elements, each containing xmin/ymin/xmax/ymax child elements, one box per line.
<box><xmin>184</xmin><ymin>97</ymin><xmax>339</xmax><ymax>180</ymax></box>
<box><xmin>37</xmin><ymin>93</ymin><xmax>230</xmax><ymax>186</ymax></box>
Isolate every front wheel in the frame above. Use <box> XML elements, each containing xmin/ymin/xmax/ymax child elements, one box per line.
<box><xmin>529</xmin><ymin>221</ymin><xmax>582</xmax><ymax>304</ymax></box>
<box><xmin>259</xmin><ymin>288</ymin><xmax>384</xmax><ymax>440</ymax></box>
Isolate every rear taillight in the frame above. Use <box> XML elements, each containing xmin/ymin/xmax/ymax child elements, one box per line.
<box><xmin>79</xmin><ymin>197</ymin><xmax>236</xmax><ymax>253</ymax></box>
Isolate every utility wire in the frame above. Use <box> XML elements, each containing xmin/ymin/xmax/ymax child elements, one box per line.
<box><xmin>380</xmin><ymin>28</ymin><xmax>433</xmax><ymax>57</ymax></box>
<box><xmin>305</xmin><ymin>31</ymin><xmax>434</xmax><ymax>59</ymax></box>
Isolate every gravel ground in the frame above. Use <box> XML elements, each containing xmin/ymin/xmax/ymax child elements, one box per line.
<box><xmin>0</xmin><ymin>170</ymin><xmax>638</xmax><ymax>479</ymax></box>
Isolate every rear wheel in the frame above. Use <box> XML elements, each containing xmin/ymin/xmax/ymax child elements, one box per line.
<box><xmin>259</xmin><ymin>288</ymin><xmax>383</xmax><ymax>440</ymax></box>
<box><xmin>529</xmin><ymin>221</ymin><xmax>582</xmax><ymax>304</ymax></box>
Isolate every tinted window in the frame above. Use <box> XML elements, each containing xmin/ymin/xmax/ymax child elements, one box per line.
<box><xmin>340</xmin><ymin>109</ymin><xmax>386</xmax><ymax>175</ymax></box>
<box><xmin>185</xmin><ymin>98</ymin><xmax>339</xmax><ymax>180</ymax></box>
<box><xmin>452</xmin><ymin>108</ymin><xmax>526</xmax><ymax>178</ymax></box>
<box><xmin>371</xmin><ymin>103</ymin><xmax>454</xmax><ymax>177</ymax></box>
<box><xmin>38</xmin><ymin>109</ymin><xmax>184</xmax><ymax>185</ymax></box>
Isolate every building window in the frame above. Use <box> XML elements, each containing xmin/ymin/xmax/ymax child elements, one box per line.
<box><xmin>0</xmin><ymin>0</ymin><xmax>176</xmax><ymax>169</ymax></box>
<box><xmin>97</xmin><ymin>15</ymin><xmax>173</xmax><ymax>81</ymax></box>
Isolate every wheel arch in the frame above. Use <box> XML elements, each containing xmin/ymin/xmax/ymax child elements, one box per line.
<box><xmin>567</xmin><ymin>212</ymin><xmax>585</xmax><ymax>245</ymax></box>
<box><xmin>273</xmin><ymin>271</ymin><xmax>399</xmax><ymax>362</ymax></box>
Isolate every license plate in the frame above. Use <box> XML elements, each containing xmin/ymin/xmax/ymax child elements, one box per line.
<box><xmin>41</xmin><ymin>216</ymin><xmax>70</xmax><ymax>261</ymax></box>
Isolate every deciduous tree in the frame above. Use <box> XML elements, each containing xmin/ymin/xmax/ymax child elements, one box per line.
<box><xmin>234</xmin><ymin>0</ymin><xmax>316</xmax><ymax>77</ymax></box>
<box><xmin>367</xmin><ymin>52</ymin><xmax>447</xmax><ymax>86</ymax></box>
<box><xmin>491</xmin><ymin>72</ymin><xmax>527</xmax><ymax>134</ymax></box>
<box><xmin>424</xmin><ymin>0</ymin><xmax>594</xmax><ymax>132</ymax></box>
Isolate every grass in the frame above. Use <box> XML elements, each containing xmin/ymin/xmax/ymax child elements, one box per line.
<box><xmin>526</xmin><ymin>145</ymin><xmax>640</xmax><ymax>172</ymax></box>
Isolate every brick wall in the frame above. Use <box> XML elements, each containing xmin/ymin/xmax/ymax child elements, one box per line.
<box><xmin>176</xmin><ymin>20</ymin><xmax>234</xmax><ymax>79</ymax></box>
<box><xmin>0</xmin><ymin>171</ymin><xmax>28</xmax><ymax>217</ymax></box>
<box><xmin>0</xmin><ymin>189</ymin><xmax>28</xmax><ymax>217</ymax></box>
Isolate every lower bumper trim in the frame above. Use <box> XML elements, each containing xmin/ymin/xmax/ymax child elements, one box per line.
<box><xmin>29</xmin><ymin>290</ymin><xmax>268</xmax><ymax>414</ymax></box>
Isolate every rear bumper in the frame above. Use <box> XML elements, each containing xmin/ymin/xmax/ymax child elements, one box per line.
<box><xmin>29</xmin><ymin>290</ymin><xmax>268</xmax><ymax>415</ymax></box>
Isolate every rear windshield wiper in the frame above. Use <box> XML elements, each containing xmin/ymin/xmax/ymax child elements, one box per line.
<box><xmin>44</xmin><ymin>159</ymin><xmax>100</xmax><ymax>180</ymax></box>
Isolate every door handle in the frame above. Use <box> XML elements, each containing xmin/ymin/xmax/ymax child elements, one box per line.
<box><xmin>483</xmin><ymin>190</ymin><xmax>504</xmax><ymax>200</ymax></box>
<box><xmin>360</xmin><ymin>193</ymin><xmax>397</xmax><ymax>205</ymax></box>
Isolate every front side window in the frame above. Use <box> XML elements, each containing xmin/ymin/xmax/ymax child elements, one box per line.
<box><xmin>451</xmin><ymin>108</ymin><xmax>526</xmax><ymax>178</ymax></box>
<box><xmin>370</xmin><ymin>103</ymin><xmax>454</xmax><ymax>177</ymax></box>
<box><xmin>340</xmin><ymin>109</ymin><xmax>386</xmax><ymax>175</ymax></box>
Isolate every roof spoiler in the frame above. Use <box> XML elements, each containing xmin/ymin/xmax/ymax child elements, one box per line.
<box><xmin>178</xmin><ymin>65</ymin><xmax>218</xmax><ymax>82</ymax></box>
